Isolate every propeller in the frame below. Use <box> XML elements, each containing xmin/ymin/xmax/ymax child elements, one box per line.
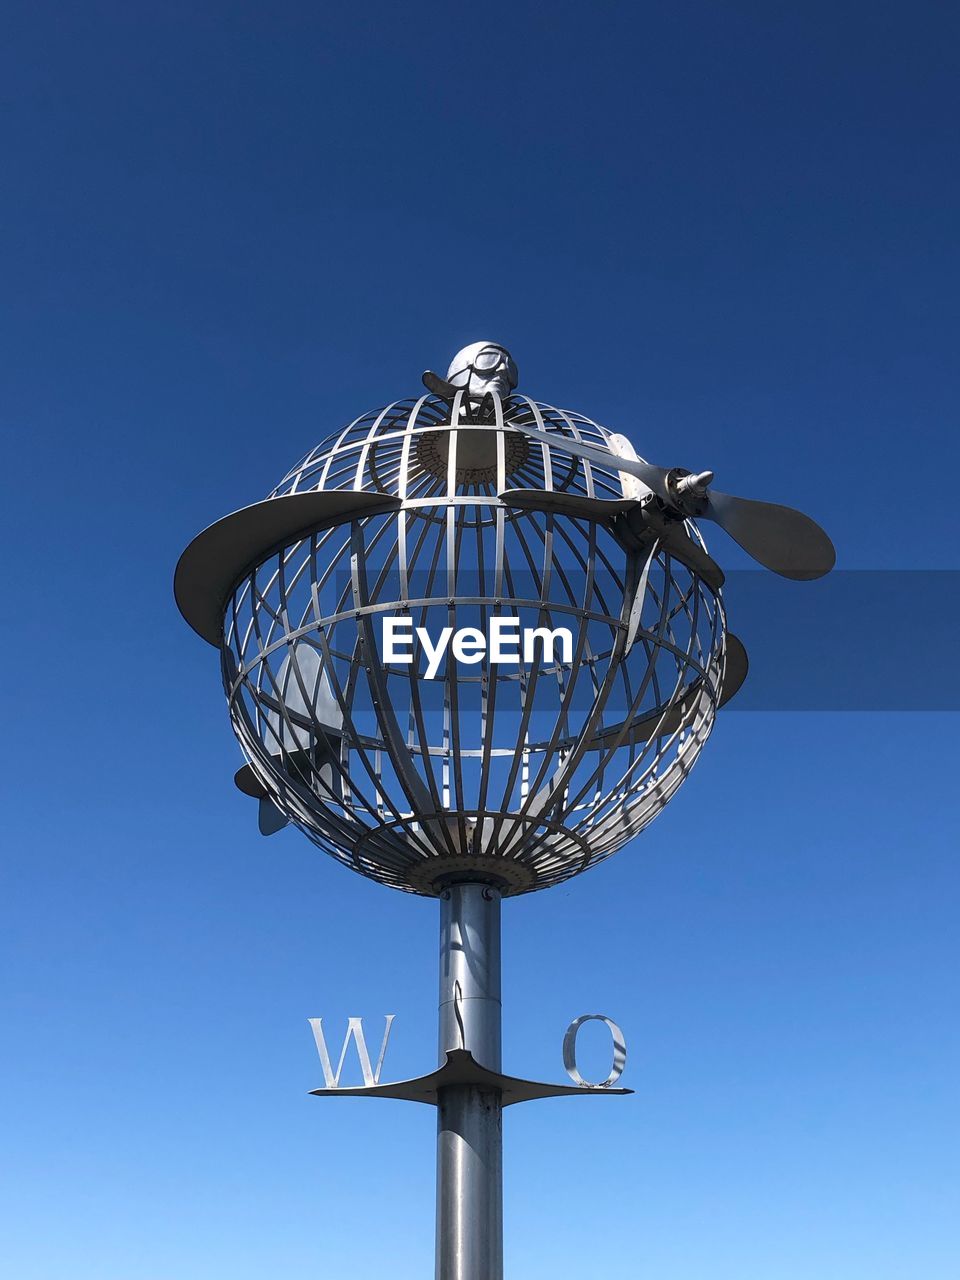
<box><xmin>506</xmin><ymin>420</ymin><xmax>835</xmax><ymax>580</ymax></box>
<box><xmin>499</xmin><ymin>487</ymin><xmax>726</xmax><ymax>593</ymax></box>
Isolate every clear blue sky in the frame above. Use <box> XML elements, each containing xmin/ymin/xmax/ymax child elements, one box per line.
<box><xmin>2</xmin><ymin>3</ymin><xmax>957</xmax><ymax>1277</ymax></box>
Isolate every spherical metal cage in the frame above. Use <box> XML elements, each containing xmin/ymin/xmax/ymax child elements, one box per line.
<box><xmin>222</xmin><ymin>391</ymin><xmax>726</xmax><ymax>896</ymax></box>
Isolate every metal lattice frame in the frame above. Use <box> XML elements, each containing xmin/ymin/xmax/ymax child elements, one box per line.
<box><xmin>222</xmin><ymin>391</ymin><xmax>726</xmax><ymax>895</ymax></box>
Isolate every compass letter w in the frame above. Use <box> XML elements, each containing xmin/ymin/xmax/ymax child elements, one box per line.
<box><xmin>308</xmin><ymin>1015</ymin><xmax>396</xmax><ymax>1088</ymax></box>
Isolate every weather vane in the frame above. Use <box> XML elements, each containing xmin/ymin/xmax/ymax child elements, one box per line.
<box><xmin>175</xmin><ymin>341</ymin><xmax>833</xmax><ymax>1279</ymax></box>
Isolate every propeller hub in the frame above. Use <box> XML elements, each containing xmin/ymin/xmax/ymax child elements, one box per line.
<box><xmin>666</xmin><ymin>468</ymin><xmax>712</xmax><ymax>514</ymax></box>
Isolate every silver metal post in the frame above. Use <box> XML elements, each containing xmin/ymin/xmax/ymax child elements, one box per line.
<box><xmin>436</xmin><ymin>882</ymin><xmax>503</xmax><ymax>1280</ymax></box>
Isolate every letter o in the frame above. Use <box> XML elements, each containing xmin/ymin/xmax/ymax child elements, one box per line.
<box><xmin>562</xmin><ymin>1014</ymin><xmax>627</xmax><ymax>1088</ymax></box>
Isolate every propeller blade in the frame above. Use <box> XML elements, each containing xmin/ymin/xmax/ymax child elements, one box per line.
<box><xmin>655</xmin><ymin>522</ymin><xmax>726</xmax><ymax>593</ymax></box>
<box><xmin>506</xmin><ymin>423</ymin><xmax>834</xmax><ymax>580</ymax></box>
<box><xmin>235</xmin><ymin>763</ymin><xmax>268</xmax><ymax>798</ymax></box>
<box><xmin>422</xmin><ymin>370</ymin><xmax>460</xmax><ymax>398</ymax></box>
<box><xmin>499</xmin><ymin>488</ymin><xmax>726</xmax><ymax>593</ymax></box>
<box><xmin>258</xmin><ymin>796</ymin><xmax>289</xmax><ymax>837</ymax></box>
<box><xmin>508</xmin><ymin>421</ymin><xmax>672</xmax><ymax>500</ymax></box>
<box><xmin>704</xmin><ymin>491</ymin><xmax>835</xmax><ymax>580</ymax></box>
<box><xmin>175</xmin><ymin>489</ymin><xmax>402</xmax><ymax>646</ymax></box>
<box><xmin>720</xmin><ymin>632</ymin><xmax>749</xmax><ymax>707</ymax></box>
<box><xmin>499</xmin><ymin>487</ymin><xmax>634</xmax><ymax>522</ymax></box>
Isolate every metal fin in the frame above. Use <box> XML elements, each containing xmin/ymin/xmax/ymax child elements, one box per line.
<box><xmin>175</xmin><ymin>490</ymin><xmax>402</xmax><ymax>646</ymax></box>
<box><xmin>258</xmin><ymin>796</ymin><xmax>289</xmax><ymax>836</ymax></box>
<box><xmin>720</xmin><ymin>632</ymin><xmax>749</xmax><ymax>707</ymax></box>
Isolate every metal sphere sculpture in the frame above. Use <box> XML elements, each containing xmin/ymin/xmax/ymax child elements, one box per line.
<box><xmin>176</xmin><ymin>343</ymin><xmax>834</xmax><ymax>897</ymax></box>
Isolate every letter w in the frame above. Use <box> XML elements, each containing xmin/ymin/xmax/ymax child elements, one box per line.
<box><xmin>308</xmin><ymin>1015</ymin><xmax>396</xmax><ymax>1087</ymax></box>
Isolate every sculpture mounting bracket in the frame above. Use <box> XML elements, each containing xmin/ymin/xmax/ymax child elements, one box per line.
<box><xmin>308</xmin><ymin>1047</ymin><xmax>633</xmax><ymax>1107</ymax></box>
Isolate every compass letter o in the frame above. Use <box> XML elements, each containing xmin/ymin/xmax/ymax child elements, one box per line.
<box><xmin>562</xmin><ymin>1014</ymin><xmax>627</xmax><ymax>1088</ymax></box>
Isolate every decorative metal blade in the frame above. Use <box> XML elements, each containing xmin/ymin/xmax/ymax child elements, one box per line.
<box><xmin>703</xmin><ymin>490</ymin><xmax>836</xmax><ymax>580</ymax></box>
<box><xmin>236</xmin><ymin>743</ymin><xmax>342</xmax><ymax>807</ymax></box>
<box><xmin>258</xmin><ymin>796</ymin><xmax>289</xmax><ymax>836</ymax></box>
<box><xmin>720</xmin><ymin>632</ymin><xmax>749</xmax><ymax>706</ymax></box>
<box><xmin>234</xmin><ymin>763</ymin><xmax>268</xmax><ymax>798</ymax></box>
<box><xmin>505</xmin><ymin>425</ymin><xmax>834</xmax><ymax>580</ymax></box>
<box><xmin>655</xmin><ymin>522</ymin><xmax>725</xmax><ymax>593</ymax></box>
<box><xmin>175</xmin><ymin>490</ymin><xmax>402</xmax><ymax>646</ymax></box>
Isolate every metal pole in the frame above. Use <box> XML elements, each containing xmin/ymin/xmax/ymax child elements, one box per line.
<box><xmin>436</xmin><ymin>883</ymin><xmax>503</xmax><ymax>1280</ymax></box>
